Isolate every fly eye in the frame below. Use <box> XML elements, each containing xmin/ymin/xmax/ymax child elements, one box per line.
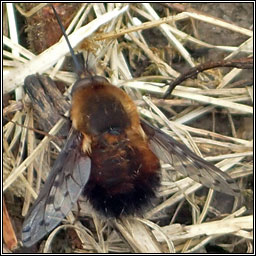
<box><xmin>71</xmin><ymin>76</ymin><xmax>110</xmax><ymax>96</ymax></box>
<box><xmin>92</xmin><ymin>76</ymin><xmax>110</xmax><ymax>85</ymax></box>
<box><xmin>71</xmin><ymin>78</ymin><xmax>93</xmax><ymax>96</ymax></box>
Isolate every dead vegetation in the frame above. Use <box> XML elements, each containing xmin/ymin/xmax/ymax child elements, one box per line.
<box><xmin>3</xmin><ymin>3</ymin><xmax>253</xmax><ymax>253</ymax></box>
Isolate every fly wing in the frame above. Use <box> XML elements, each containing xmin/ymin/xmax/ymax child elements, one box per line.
<box><xmin>22</xmin><ymin>129</ymin><xmax>91</xmax><ymax>247</ymax></box>
<box><xmin>141</xmin><ymin>119</ymin><xmax>240</xmax><ymax>197</ymax></box>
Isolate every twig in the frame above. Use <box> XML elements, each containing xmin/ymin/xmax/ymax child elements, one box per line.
<box><xmin>163</xmin><ymin>57</ymin><xmax>253</xmax><ymax>98</ymax></box>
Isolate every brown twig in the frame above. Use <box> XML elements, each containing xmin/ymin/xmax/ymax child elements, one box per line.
<box><xmin>163</xmin><ymin>57</ymin><xmax>253</xmax><ymax>98</ymax></box>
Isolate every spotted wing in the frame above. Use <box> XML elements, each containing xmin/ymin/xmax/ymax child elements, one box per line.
<box><xmin>141</xmin><ymin>119</ymin><xmax>240</xmax><ymax>196</ymax></box>
<box><xmin>22</xmin><ymin>129</ymin><xmax>91</xmax><ymax>247</ymax></box>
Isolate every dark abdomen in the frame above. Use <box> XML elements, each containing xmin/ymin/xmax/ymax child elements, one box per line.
<box><xmin>84</xmin><ymin>132</ymin><xmax>161</xmax><ymax>217</ymax></box>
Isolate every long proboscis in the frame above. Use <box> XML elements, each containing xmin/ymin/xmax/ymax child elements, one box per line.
<box><xmin>51</xmin><ymin>4</ymin><xmax>84</xmax><ymax>78</ymax></box>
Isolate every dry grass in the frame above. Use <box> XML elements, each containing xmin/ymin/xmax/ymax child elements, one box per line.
<box><xmin>3</xmin><ymin>3</ymin><xmax>253</xmax><ymax>253</ymax></box>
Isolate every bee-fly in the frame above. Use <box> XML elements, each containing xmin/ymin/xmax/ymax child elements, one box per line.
<box><xmin>22</xmin><ymin>5</ymin><xmax>240</xmax><ymax>247</ymax></box>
